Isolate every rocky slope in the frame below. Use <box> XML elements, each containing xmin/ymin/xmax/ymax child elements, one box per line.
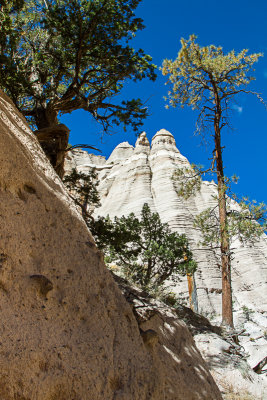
<box><xmin>0</xmin><ymin>92</ymin><xmax>225</xmax><ymax>399</ymax></box>
<box><xmin>115</xmin><ymin>274</ymin><xmax>266</xmax><ymax>400</ymax></box>
<box><xmin>66</xmin><ymin>129</ymin><xmax>267</xmax><ymax>376</ymax></box>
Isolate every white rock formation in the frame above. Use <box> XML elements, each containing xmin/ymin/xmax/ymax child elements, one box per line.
<box><xmin>66</xmin><ymin>129</ymin><xmax>267</xmax><ymax>373</ymax></box>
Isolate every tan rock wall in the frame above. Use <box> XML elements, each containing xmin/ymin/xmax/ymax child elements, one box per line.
<box><xmin>0</xmin><ymin>91</ymin><xmax>221</xmax><ymax>399</ymax></box>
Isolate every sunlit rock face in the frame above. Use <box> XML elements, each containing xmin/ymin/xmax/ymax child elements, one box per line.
<box><xmin>66</xmin><ymin>129</ymin><xmax>267</xmax><ymax>368</ymax></box>
<box><xmin>0</xmin><ymin>92</ymin><xmax>225</xmax><ymax>400</ymax></box>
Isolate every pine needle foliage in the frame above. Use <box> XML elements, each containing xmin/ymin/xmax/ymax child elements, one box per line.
<box><xmin>162</xmin><ymin>34</ymin><xmax>263</xmax><ymax>117</ymax></box>
<box><xmin>0</xmin><ymin>0</ymin><xmax>156</xmax><ymax>131</ymax></box>
<box><xmin>172</xmin><ymin>164</ymin><xmax>202</xmax><ymax>200</ymax></box>
<box><xmin>194</xmin><ymin>196</ymin><xmax>267</xmax><ymax>247</ymax></box>
<box><xmin>63</xmin><ymin>167</ymin><xmax>100</xmax><ymax>222</ymax></box>
<box><xmin>92</xmin><ymin>203</ymin><xmax>197</xmax><ymax>290</ymax></box>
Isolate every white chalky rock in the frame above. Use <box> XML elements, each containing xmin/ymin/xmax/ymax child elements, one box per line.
<box><xmin>66</xmin><ymin>129</ymin><xmax>267</xmax><ymax>368</ymax></box>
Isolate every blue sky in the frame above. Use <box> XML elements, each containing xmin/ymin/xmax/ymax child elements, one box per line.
<box><xmin>62</xmin><ymin>0</ymin><xmax>267</xmax><ymax>204</ymax></box>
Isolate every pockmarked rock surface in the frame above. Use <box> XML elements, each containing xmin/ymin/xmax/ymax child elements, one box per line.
<box><xmin>66</xmin><ymin>129</ymin><xmax>267</xmax><ymax>372</ymax></box>
<box><xmin>0</xmin><ymin>91</ymin><xmax>223</xmax><ymax>399</ymax></box>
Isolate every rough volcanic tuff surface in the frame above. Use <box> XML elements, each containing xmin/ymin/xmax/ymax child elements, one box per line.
<box><xmin>0</xmin><ymin>92</ymin><xmax>224</xmax><ymax>399</ymax></box>
<box><xmin>66</xmin><ymin>130</ymin><xmax>267</xmax><ymax>371</ymax></box>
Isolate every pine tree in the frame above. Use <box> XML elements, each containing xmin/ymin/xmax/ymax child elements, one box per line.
<box><xmin>162</xmin><ymin>35</ymin><xmax>264</xmax><ymax>327</ymax></box>
<box><xmin>92</xmin><ymin>204</ymin><xmax>197</xmax><ymax>290</ymax></box>
<box><xmin>63</xmin><ymin>167</ymin><xmax>101</xmax><ymax>223</ymax></box>
<box><xmin>0</xmin><ymin>0</ymin><xmax>156</xmax><ymax>175</ymax></box>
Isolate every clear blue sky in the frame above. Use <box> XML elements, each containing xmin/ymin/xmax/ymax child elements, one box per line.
<box><xmin>62</xmin><ymin>0</ymin><xmax>267</xmax><ymax>204</ymax></box>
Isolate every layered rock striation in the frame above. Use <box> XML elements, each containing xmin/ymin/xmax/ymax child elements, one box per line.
<box><xmin>66</xmin><ymin>129</ymin><xmax>267</xmax><ymax>371</ymax></box>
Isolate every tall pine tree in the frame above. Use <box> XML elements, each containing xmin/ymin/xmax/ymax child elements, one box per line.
<box><xmin>162</xmin><ymin>35</ymin><xmax>264</xmax><ymax>327</ymax></box>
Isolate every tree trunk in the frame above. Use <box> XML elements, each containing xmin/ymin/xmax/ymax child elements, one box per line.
<box><xmin>35</xmin><ymin>105</ymin><xmax>58</xmax><ymax>130</ymax></box>
<box><xmin>34</xmin><ymin>106</ymin><xmax>69</xmax><ymax>178</ymax></box>
<box><xmin>214</xmin><ymin>120</ymin><xmax>233</xmax><ymax>328</ymax></box>
<box><xmin>187</xmin><ymin>273</ymin><xmax>198</xmax><ymax>313</ymax></box>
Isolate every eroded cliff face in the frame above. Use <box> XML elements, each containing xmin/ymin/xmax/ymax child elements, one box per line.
<box><xmin>0</xmin><ymin>92</ymin><xmax>223</xmax><ymax>399</ymax></box>
<box><xmin>66</xmin><ymin>130</ymin><xmax>267</xmax><ymax>372</ymax></box>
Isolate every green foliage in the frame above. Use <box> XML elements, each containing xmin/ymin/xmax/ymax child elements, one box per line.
<box><xmin>193</xmin><ymin>208</ymin><xmax>220</xmax><ymax>247</ymax></box>
<box><xmin>172</xmin><ymin>164</ymin><xmax>202</xmax><ymax>200</ymax></box>
<box><xmin>242</xmin><ymin>305</ymin><xmax>254</xmax><ymax>322</ymax></box>
<box><xmin>161</xmin><ymin>34</ymin><xmax>262</xmax><ymax>115</ymax></box>
<box><xmin>227</xmin><ymin>196</ymin><xmax>267</xmax><ymax>242</ymax></box>
<box><xmin>193</xmin><ymin>196</ymin><xmax>267</xmax><ymax>247</ymax></box>
<box><xmin>92</xmin><ymin>203</ymin><xmax>197</xmax><ymax>290</ymax></box>
<box><xmin>63</xmin><ymin>167</ymin><xmax>100</xmax><ymax>221</ymax></box>
<box><xmin>0</xmin><ymin>0</ymin><xmax>156</xmax><ymax>130</ymax></box>
<box><xmin>173</xmin><ymin>165</ymin><xmax>267</xmax><ymax>246</ymax></box>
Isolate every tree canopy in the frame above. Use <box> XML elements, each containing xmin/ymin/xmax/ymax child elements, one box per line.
<box><xmin>92</xmin><ymin>204</ymin><xmax>197</xmax><ymax>290</ymax></box>
<box><xmin>0</xmin><ymin>0</ymin><xmax>156</xmax><ymax>132</ymax></box>
<box><xmin>161</xmin><ymin>34</ymin><xmax>262</xmax><ymax>124</ymax></box>
<box><xmin>63</xmin><ymin>167</ymin><xmax>101</xmax><ymax>222</ymax></box>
